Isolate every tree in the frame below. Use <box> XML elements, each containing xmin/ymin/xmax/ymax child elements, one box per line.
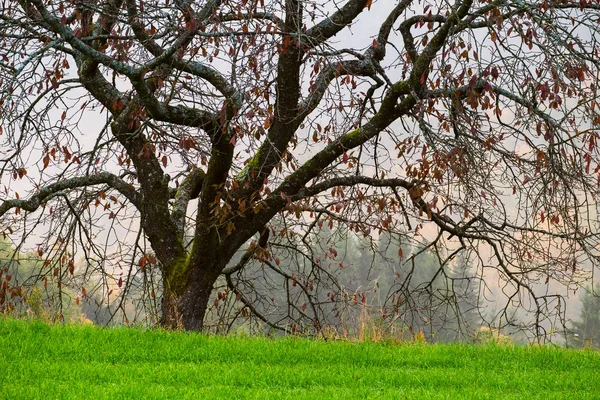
<box><xmin>1</xmin><ymin>0</ymin><xmax>599</xmax><ymax>335</ymax></box>
<box><xmin>569</xmin><ymin>286</ymin><xmax>600</xmax><ymax>348</ymax></box>
<box><xmin>0</xmin><ymin>238</ymin><xmax>85</xmax><ymax>321</ymax></box>
<box><xmin>374</xmin><ymin>233</ymin><xmax>482</xmax><ymax>342</ymax></box>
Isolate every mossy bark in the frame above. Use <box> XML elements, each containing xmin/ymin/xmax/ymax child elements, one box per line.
<box><xmin>161</xmin><ymin>256</ymin><xmax>222</xmax><ymax>331</ymax></box>
<box><xmin>160</xmin><ymin>234</ymin><xmax>232</xmax><ymax>331</ymax></box>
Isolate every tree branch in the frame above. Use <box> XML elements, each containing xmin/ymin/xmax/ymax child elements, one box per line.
<box><xmin>124</xmin><ymin>0</ymin><xmax>239</xmax><ymax>102</ymax></box>
<box><xmin>409</xmin><ymin>0</ymin><xmax>473</xmax><ymax>89</ymax></box>
<box><xmin>225</xmin><ymin>273</ymin><xmax>291</xmax><ymax>334</ymax></box>
<box><xmin>297</xmin><ymin>59</ymin><xmax>378</xmax><ymax>121</ymax></box>
<box><xmin>295</xmin><ymin>175</ymin><xmax>415</xmax><ymax>200</ymax></box>
<box><xmin>171</xmin><ymin>168</ymin><xmax>205</xmax><ymax>236</ymax></box>
<box><xmin>0</xmin><ymin>172</ymin><xmax>140</xmax><ymax>217</ymax></box>
<box><xmin>366</xmin><ymin>0</ymin><xmax>412</xmax><ymax>62</ymax></box>
<box><xmin>305</xmin><ymin>0</ymin><xmax>371</xmax><ymax>48</ymax></box>
<box><xmin>230</xmin><ymin>0</ymin><xmax>304</xmax><ymax>199</ymax></box>
<box><xmin>24</xmin><ymin>0</ymin><xmax>138</xmax><ymax>76</ymax></box>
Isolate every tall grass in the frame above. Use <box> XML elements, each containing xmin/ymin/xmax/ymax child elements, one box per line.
<box><xmin>1</xmin><ymin>318</ymin><xmax>599</xmax><ymax>399</ymax></box>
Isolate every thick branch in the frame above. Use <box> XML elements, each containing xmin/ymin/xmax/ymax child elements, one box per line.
<box><xmin>305</xmin><ymin>0</ymin><xmax>371</xmax><ymax>48</ymax></box>
<box><xmin>110</xmin><ymin>98</ymin><xmax>186</xmax><ymax>266</ymax></box>
<box><xmin>172</xmin><ymin>168</ymin><xmax>205</xmax><ymax>236</ymax></box>
<box><xmin>219</xmin><ymin>11</ymin><xmax>284</xmax><ymax>26</ymax></box>
<box><xmin>409</xmin><ymin>0</ymin><xmax>473</xmax><ymax>89</ymax></box>
<box><xmin>231</xmin><ymin>0</ymin><xmax>304</xmax><ymax>198</ymax></box>
<box><xmin>130</xmin><ymin>73</ymin><xmax>221</xmax><ymax>140</ymax></box>
<box><xmin>0</xmin><ymin>172</ymin><xmax>140</xmax><ymax>217</ymax></box>
<box><xmin>77</xmin><ymin>58</ymin><xmax>127</xmax><ymax>111</ymax></box>
<box><xmin>130</xmin><ymin>0</ymin><xmax>223</xmax><ymax>73</ymax></box>
<box><xmin>227</xmin><ymin>80</ymin><xmax>415</xmax><ymax>249</ymax></box>
<box><xmin>298</xmin><ymin>175</ymin><xmax>491</xmax><ymax>243</ymax></box>
<box><xmin>366</xmin><ymin>0</ymin><xmax>412</xmax><ymax>62</ymax></box>
<box><xmin>91</xmin><ymin>0</ymin><xmax>124</xmax><ymax>50</ymax></box>
<box><xmin>125</xmin><ymin>0</ymin><xmax>238</xmax><ymax>102</ymax></box>
<box><xmin>25</xmin><ymin>0</ymin><xmax>138</xmax><ymax>76</ymax></box>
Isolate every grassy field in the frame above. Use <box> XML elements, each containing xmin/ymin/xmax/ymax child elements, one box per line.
<box><xmin>1</xmin><ymin>319</ymin><xmax>599</xmax><ymax>399</ymax></box>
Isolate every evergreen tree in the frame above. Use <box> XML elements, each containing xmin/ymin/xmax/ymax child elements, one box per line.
<box><xmin>374</xmin><ymin>233</ymin><xmax>481</xmax><ymax>342</ymax></box>
<box><xmin>570</xmin><ymin>285</ymin><xmax>600</xmax><ymax>348</ymax></box>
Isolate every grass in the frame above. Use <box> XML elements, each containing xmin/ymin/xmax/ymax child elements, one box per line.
<box><xmin>1</xmin><ymin>318</ymin><xmax>599</xmax><ymax>399</ymax></box>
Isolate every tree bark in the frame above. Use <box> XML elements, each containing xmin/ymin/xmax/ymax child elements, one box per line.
<box><xmin>162</xmin><ymin>262</ymin><xmax>222</xmax><ymax>330</ymax></box>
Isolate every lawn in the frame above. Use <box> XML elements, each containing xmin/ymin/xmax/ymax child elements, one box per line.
<box><xmin>1</xmin><ymin>318</ymin><xmax>598</xmax><ymax>399</ymax></box>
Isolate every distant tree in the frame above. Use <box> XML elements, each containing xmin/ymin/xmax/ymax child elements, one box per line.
<box><xmin>0</xmin><ymin>238</ymin><xmax>84</xmax><ymax>321</ymax></box>
<box><xmin>1</xmin><ymin>0</ymin><xmax>600</xmax><ymax>337</ymax></box>
<box><xmin>375</xmin><ymin>233</ymin><xmax>481</xmax><ymax>342</ymax></box>
<box><xmin>569</xmin><ymin>286</ymin><xmax>600</xmax><ymax>348</ymax></box>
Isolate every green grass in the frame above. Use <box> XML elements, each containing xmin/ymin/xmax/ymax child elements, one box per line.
<box><xmin>1</xmin><ymin>319</ymin><xmax>599</xmax><ymax>399</ymax></box>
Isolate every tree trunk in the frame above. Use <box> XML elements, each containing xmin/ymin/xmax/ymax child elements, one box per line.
<box><xmin>161</xmin><ymin>263</ymin><xmax>222</xmax><ymax>331</ymax></box>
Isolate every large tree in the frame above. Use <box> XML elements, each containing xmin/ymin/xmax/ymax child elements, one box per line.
<box><xmin>1</xmin><ymin>0</ymin><xmax>600</xmax><ymax>335</ymax></box>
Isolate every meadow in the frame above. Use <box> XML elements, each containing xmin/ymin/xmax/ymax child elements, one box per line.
<box><xmin>1</xmin><ymin>318</ymin><xmax>599</xmax><ymax>399</ymax></box>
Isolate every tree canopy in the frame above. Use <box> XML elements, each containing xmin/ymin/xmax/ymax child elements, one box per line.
<box><xmin>1</xmin><ymin>0</ymin><xmax>600</xmax><ymax>337</ymax></box>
